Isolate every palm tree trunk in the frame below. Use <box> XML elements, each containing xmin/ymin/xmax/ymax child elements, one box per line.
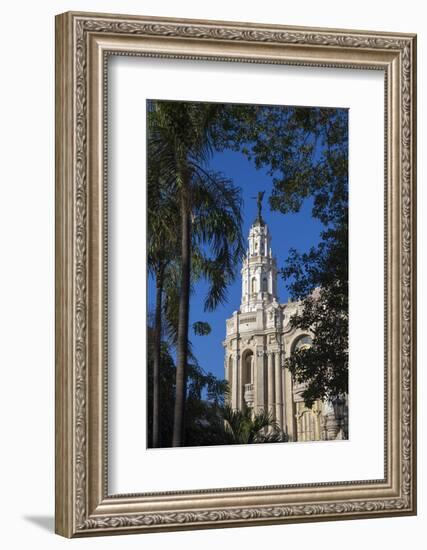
<box><xmin>152</xmin><ymin>263</ymin><xmax>164</xmax><ymax>448</ymax></box>
<box><xmin>172</xmin><ymin>187</ymin><xmax>191</xmax><ymax>447</ymax></box>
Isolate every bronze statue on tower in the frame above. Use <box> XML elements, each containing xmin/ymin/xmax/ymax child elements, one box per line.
<box><xmin>253</xmin><ymin>190</ymin><xmax>265</xmax><ymax>223</ymax></box>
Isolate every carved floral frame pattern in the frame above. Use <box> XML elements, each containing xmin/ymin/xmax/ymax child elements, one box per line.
<box><xmin>55</xmin><ymin>11</ymin><xmax>416</xmax><ymax>537</ymax></box>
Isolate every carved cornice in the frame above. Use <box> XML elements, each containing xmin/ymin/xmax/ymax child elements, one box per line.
<box><xmin>69</xmin><ymin>14</ymin><xmax>415</xmax><ymax>533</ymax></box>
<box><xmin>80</xmin><ymin>17</ymin><xmax>412</xmax><ymax>53</ymax></box>
<box><xmin>82</xmin><ymin>496</ymin><xmax>408</xmax><ymax>531</ymax></box>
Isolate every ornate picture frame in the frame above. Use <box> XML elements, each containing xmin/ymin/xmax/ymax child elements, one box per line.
<box><xmin>55</xmin><ymin>11</ymin><xmax>417</xmax><ymax>537</ymax></box>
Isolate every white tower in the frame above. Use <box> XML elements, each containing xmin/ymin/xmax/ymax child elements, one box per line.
<box><xmin>240</xmin><ymin>216</ymin><xmax>278</xmax><ymax>313</ymax></box>
<box><xmin>223</xmin><ymin>197</ymin><xmax>287</xmax><ymax>431</ymax></box>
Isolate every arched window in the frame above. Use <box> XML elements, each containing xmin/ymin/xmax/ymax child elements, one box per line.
<box><xmin>242</xmin><ymin>351</ymin><xmax>254</xmax><ymax>384</ymax></box>
<box><xmin>262</xmin><ymin>276</ymin><xmax>268</xmax><ymax>292</ymax></box>
<box><xmin>293</xmin><ymin>335</ymin><xmax>313</xmax><ymax>353</ymax></box>
<box><xmin>251</xmin><ymin>277</ymin><xmax>257</xmax><ymax>294</ymax></box>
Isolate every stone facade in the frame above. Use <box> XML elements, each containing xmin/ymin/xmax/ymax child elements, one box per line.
<box><xmin>223</xmin><ymin>214</ymin><xmax>348</xmax><ymax>442</ymax></box>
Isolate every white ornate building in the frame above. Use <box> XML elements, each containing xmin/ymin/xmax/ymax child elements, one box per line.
<box><xmin>223</xmin><ymin>209</ymin><xmax>348</xmax><ymax>442</ymax></box>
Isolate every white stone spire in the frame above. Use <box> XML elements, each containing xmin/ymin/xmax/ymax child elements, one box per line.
<box><xmin>240</xmin><ymin>218</ymin><xmax>278</xmax><ymax>313</ymax></box>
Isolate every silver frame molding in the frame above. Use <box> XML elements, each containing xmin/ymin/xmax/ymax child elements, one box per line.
<box><xmin>55</xmin><ymin>11</ymin><xmax>417</xmax><ymax>538</ymax></box>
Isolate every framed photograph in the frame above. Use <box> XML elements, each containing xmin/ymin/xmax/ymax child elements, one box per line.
<box><xmin>55</xmin><ymin>11</ymin><xmax>417</xmax><ymax>537</ymax></box>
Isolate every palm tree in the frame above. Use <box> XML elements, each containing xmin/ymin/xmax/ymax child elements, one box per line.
<box><xmin>221</xmin><ymin>406</ymin><xmax>285</xmax><ymax>444</ymax></box>
<box><xmin>147</xmin><ymin>101</ymin><xmax>244</xmax><ymax>446</ymax></box>
<box><xmin>147</xmin><ymin>151</ymin><xmax>180</xmax><ymax>448</ymax></box>
<box><xmin>147</xmin><ymin>170</ymin><xmax>230</xmax><ymax>448</ymax></box>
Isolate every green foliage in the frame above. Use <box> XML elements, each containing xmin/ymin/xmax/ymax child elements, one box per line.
<box><xmin>283</xmin><ymin>223</ymin><xmax>348</xmax><ymax>406</ymax></box>
<box><xmin>146</xmin><ymin>326</ymin><xmax>229</xmax><ymax>448</ymax></box>
<box><xmin>212</xmin><ymin>104</ymin><xmax>348</xmax><ymax>226</ymax></box>
<box><xmin>192</xmin><ymin>321</ymin><xmax>212</xmax><ymax>336</ymax></box>
<box><xmin>221</xmin><ymin>405</ymin><xmax>285</xmax><ymax>444</ymax></box>
<box><xmin>147</xmin><ymin>123</ymin><xmax>181</xmax><ymax>275</ymax></box>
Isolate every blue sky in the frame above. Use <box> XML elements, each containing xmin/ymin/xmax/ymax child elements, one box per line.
<box><xmin>148</xmin><ymin>147</ymin><xmax>323</xmax><ymax>382</ymax></box>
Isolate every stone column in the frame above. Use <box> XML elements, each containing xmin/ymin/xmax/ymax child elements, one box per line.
<box><xmin>254</xmin><ymin>348</ymin><xmax>266</xmax><ymax>413</ymax></box>
<box><xmin>325</xmin><ymin>400</ymin><xmax>340</xmax><ymax>440</ymax></box>
<box><xmin>237</xmin><ymin>353</ymin><xmax>242</xmax><ymax>410</ymax></box>
<box><xmin>231</xmin><ymin>353</ymin><xmax>239</xmax><ymax>410</ymax></box>
<box><xmin>281</xmin><ymin>358</ymin><xmax>287</xmax><ymax>435</ymax></box>
<box><xmin>314</xmin><ymin>408</ymin><xmax>321</xmax><ymax>441</ymax></box>
<box><xmin>274</xmin><ymin>352</ymin><xmax>283</xmax><ymax>428</ymax></box>
<box><xmin>285</xmin><ymin>367</ymin><xmax>295</xmax><ymax>441</ymax></box>
<box><xmin>267</xmin><ymin>352</ymin><xmax>275</xmax><ymax>418</ymax></box>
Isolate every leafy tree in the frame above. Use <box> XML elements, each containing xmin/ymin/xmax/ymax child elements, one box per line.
<box><xmin>183</xmin><ymin>365</ymin><xmax>230</xmax><ymax>446</ymax></box>
<box><xmin>146</xmin><ymin>326</ymin><xmax>230</xmax><ymax>448</ymax></box>
<box><xmin>282</xmin><ymin>223</ymin><xmax>348</xmax><ymax>407</ymax></box>
<box><xmin>212</xmin><ymin>105</ymin><xmax>347</xmax><ymax>224</ymax></box>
